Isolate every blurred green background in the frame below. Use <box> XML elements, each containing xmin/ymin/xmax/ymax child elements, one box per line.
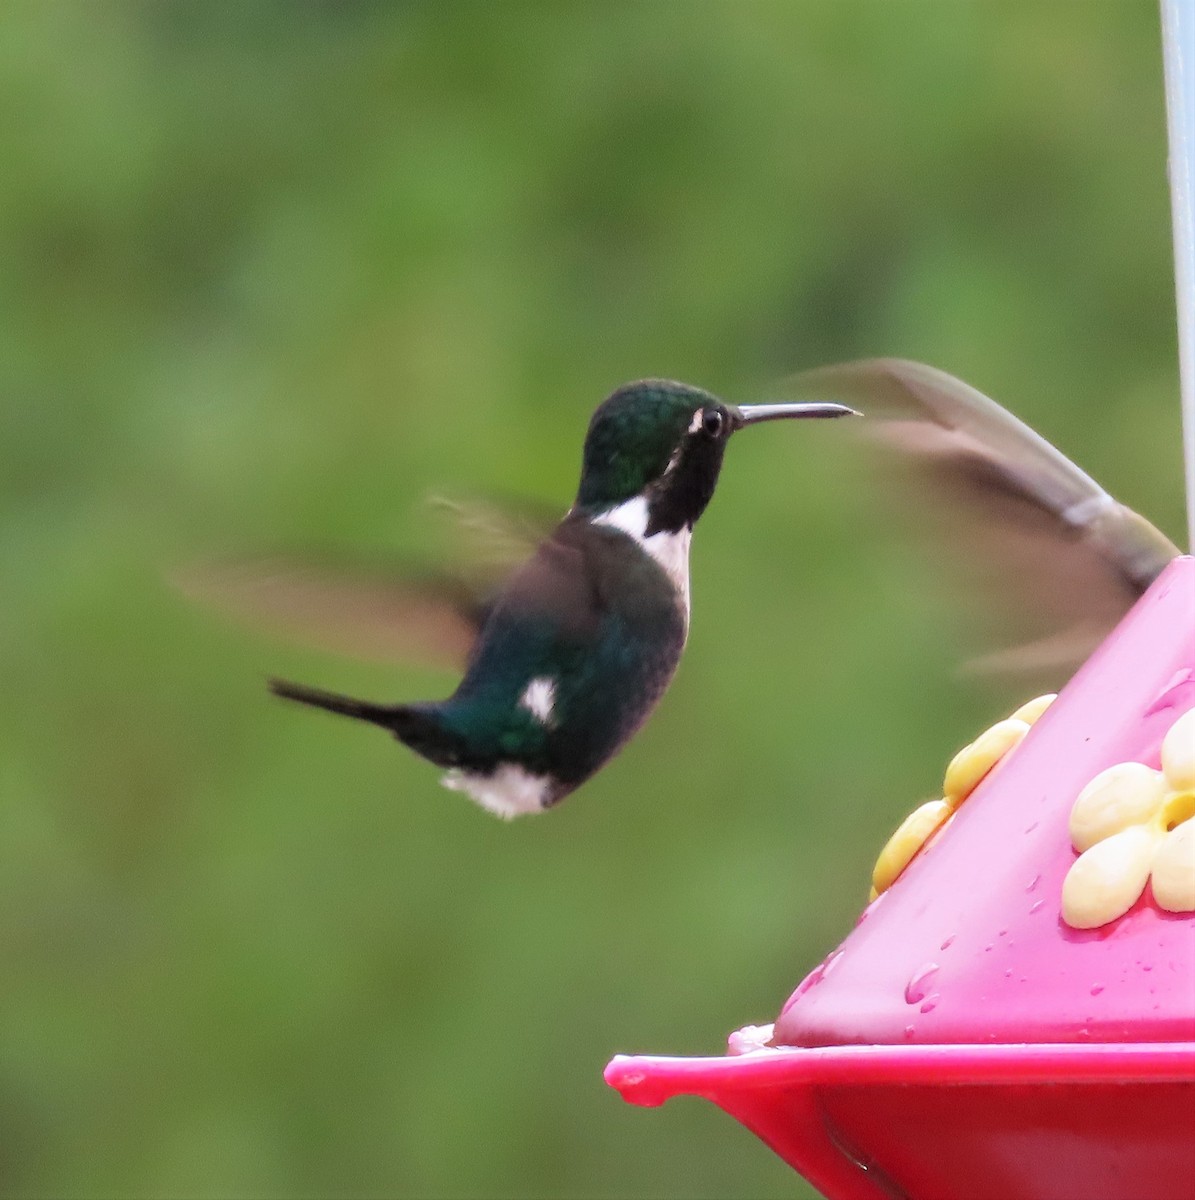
<box><xmin>0</xmin><ymin>2</ymin><xmax>1187</xmax><ymax>1197</ymax></box>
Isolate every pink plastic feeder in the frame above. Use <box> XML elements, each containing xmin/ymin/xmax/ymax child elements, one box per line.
<box><xmin>607</xmin><ymin>556</ymin><xmax>1195</xmax><ymax>1200</ymax></box>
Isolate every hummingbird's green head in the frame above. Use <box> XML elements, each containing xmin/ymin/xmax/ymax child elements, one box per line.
<box><xmin>574</xmin><ymin>379</ymin><xmax>855</xmax><ymax>533</ymax></box>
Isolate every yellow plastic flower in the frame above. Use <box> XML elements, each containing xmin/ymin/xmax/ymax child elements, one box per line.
<box><xmin>1062</xmin><ymin>707</ymin><xmax>1195</xmax><ymax>929</ymax></box>
<box><xmin>870</xmin><ymin>694</ymin><xmax>1056</xmax><ymax>900</ymax></box>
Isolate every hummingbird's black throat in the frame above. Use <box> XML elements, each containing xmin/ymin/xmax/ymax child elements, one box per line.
<box><xmin>641</xmin><ymin>429</ymin><xmax>730</xmax><ymax>537</ymax></box>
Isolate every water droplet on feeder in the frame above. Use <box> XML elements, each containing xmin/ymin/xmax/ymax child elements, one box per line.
<box><xmin>1144</xmin><ymin>667</ymin><xmax>1195</xmax><ymax>716</ymax></box>
<box><xmin>905</xmin><ymin>963</ymin><xmax>940</xmax><ymax>1005</ymax></box>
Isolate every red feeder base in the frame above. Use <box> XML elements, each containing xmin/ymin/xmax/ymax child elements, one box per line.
<box><xmin>607</xmin><ymin>1042</ymin><xmax>1195</xmax><ymax>1200</ymax></box>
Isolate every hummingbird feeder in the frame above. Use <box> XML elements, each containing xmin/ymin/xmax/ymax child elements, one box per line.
<box><xmin>605</xmin><ymin>7</ymin><xmax>1195</xmax><ymax>1198</ymax></box>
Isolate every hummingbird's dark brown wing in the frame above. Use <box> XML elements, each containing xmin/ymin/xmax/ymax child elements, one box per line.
<box><xmin>427</xmin><ymin>493</ymin><xmax>557</xmax><ymax>573</ymax></box>
<box><xmin>173</xmin><ymin>556</ymin><xmax>486</xmax><ymax>671</ymax></box>
<box><xmin>782</xmin><ymin>358</ymin><xmax>1181</xmax><ymax>675</ymax></box>
<box><xmin>173</xmin><ymin>495</ymin><xmax>562</xmax><ymax>672</ymax></box>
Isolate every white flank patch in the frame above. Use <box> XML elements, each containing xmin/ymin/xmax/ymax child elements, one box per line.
<box><xmin>519</xmin><ymin>676</ymin><xmax>557</xmax><ymax>725</ymax></box>
<box><xmin>592</xmin><ymin>495</ymin><xmax>692</xmax><ymax>626</ymax></box>
<box><xmin>441</xmin><ymin>764</ymin><xmax>553</xmax><ymax>819</ymax></box>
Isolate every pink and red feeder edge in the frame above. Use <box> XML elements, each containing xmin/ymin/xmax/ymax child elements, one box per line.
<box><xmin>606</xmin><ymin>556</ymin><xmax>1195</xmax><ymax>1200</ymax></box>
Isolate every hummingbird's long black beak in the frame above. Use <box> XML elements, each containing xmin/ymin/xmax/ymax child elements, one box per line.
<box><xmin>732</xmin><ymin>401</ymin><xmax>859</xmax><ymax>427</ymax></box>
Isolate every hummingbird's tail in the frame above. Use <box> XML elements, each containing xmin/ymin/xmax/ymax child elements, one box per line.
<box><xmin>268</xmin><ymin>678</ymin><xmax>401</xmax><ymax>727</ymax></box>
<box><xmin>268</xmin><ymin>678</ymin><xmax>462</xmax><ymax>766</ymax></box>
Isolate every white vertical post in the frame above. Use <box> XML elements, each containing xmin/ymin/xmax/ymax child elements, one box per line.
<box><xmin>1162</xmin><ymin>0</ymin><xmax>1195</xmax><ymax>547</ymax></box>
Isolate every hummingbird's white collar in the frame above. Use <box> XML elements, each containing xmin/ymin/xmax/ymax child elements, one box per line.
<box><xmin>589</xmin><ymin>494</ymin><xmax>692</xmax><ymax>628</ymax></box>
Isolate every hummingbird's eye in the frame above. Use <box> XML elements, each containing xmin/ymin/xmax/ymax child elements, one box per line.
<box><xmin>701</xmin><ymin>408</ymin><xmax>725</xmax><ymax>438</ymax></box>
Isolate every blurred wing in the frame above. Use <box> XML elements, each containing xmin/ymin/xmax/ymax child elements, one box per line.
<box><xmin>175</xmin><ymin>495</ymin><xmax>564</xmax><ymax>671</ymax></box>
<box><xmin>427</xmin><ymin>493</ymin><xmax>559</xmax><ymax>573</ymax></box>
<box><xmin>173</xmin><ymin>556</ymin><xmax>488</xmax><ymax>671</ymax></box>
<box><xmin>783</xmin><ymin>358</ymin><xmax>1181</xmax><ymax>674</ymax></box>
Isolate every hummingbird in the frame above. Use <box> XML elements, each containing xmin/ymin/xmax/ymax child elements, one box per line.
<box><xmin>252</xmin><ymin>381</ymin><xmax>856</xmax><ymax>817</ymax></box>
